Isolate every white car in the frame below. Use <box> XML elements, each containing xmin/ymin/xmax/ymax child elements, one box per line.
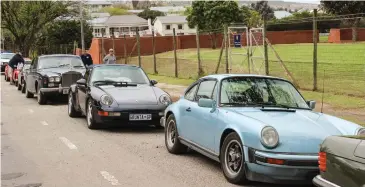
<box><xmin>1</xmin><ymin>52</ymin><xmax>15</xmax><ymax>72</ymax></box>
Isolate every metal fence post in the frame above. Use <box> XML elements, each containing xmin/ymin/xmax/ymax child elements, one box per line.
<box><xmin>173</xmin><ymin>28</ymin><xmax>178</xmax><ymax>78</ymax></box>
<box><xmin>313</xmin><ymin>9</ymin><xmax>318</xmax><ymax>91</ymax></box>
<box><xmin>263</xmin><ymin>17</ymin><xmax>269</xmax><ymax>75</ymax></box>
<box><xmin>136</xmin><ymin>27</ymin><xmax>141</xmax><ymax>67</ymax></box>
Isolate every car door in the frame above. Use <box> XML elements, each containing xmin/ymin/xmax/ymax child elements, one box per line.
<box><xmin>177</xmin><ymin>83</ymin><xmax>199</xmax><ymax>141</ymax></box>
<box><xmin>189</xmin><ymin>79</ymin><xmax>218</xmax><ymax>151</ymax></box>
<box><xmin>26</xmin><ymin>58</ymin><xmax>38</xmax><ymax>93</ymax></box>
<box><xmin>77</xmin><ymin>69</ymin><xmax>91</xmax><ymax>113</ymax></box>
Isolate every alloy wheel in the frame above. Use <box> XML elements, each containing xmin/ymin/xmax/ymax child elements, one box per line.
<box><xmin>87</xmin><ymin>102</ymin><xmax>93</xmax><ymax>127</ymax></box>
<box><xmin>166</xmin><ymin>120</ymin><xmax>176</xmax><ymax>148</ymax></box>
<box><xmin>224</xmin><ymin>140</ymin><xmax>243</xmax><ymax>176</ymax></box>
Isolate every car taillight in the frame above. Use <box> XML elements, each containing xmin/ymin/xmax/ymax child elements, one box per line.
<box><xmin>318</xmin><ymin>152</ymin><xmax>326</xmax><ymax>172</ymax></box>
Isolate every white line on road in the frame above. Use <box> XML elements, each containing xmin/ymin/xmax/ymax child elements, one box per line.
<box><xmin>59</xmin><ymin>137</ymin><xmax>77</xmax><ymax>150</ymax></box>
<box><xmin>28</xmin><ymin>109</ymin><xmax>34</xmax><ymax>113</ymax></box>
<box><xmin>40</xmin><ymin>121</ymin><xmax>49</xmax><ymax>126</ymax></box>
<box><xmin>100</xmin><ymin>171</ymin><xmax>121</xmax><ymax>185</ymax></box>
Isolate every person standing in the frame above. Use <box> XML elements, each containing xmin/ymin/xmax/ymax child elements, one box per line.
<box><xmin>8</xmin><ymin>51</ymin><xmax>24</xmax><ymax>84</ymax></box>
<box><xmin>103</xmin><ymin>48</ymin><xmax>116</xmax><ymax>64</ymax></box>
<box><xmin>80</xmin><ymin>50</ymin><xmax>93</xmax><ymax>67</ymax></box>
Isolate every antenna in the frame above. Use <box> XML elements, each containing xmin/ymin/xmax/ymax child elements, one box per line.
<box><xmin>320</xmin><ymin>70</ymin><xmax>325</xmax><ymax>113</ymax></box>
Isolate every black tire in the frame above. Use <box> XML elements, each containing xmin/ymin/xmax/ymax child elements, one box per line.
<box><xmin>5</xmin><ymin>75</ymin><xmax>9</xmax><ymax>82</ymax></box>
<box><xmin>25</xmin><ymin>85</ymin><xmax>34</xmax><ymax>98</ymax></box>
<box><xmin>68</xmin><ymin>92</ymin><xmax>81</xmax><ymax>117</ymax></box>
<box><xmin>164</xmin><ymin>114</ymin><xmax>187</xmax><ymax>154</ymax></box>
<box><xmin>21</xmin><ymin>82</ymin><xmax>26</xmax><ymax>93</ymax></box>
<box><xmin>37</xmin><ymin>86</ymin><xmax>47</xmax><ymax>105</ymax></box>
<box><xmin>220</xmin><ymin>132</ymin><xmax>249</xmax><ymax>185</ymax></box>
<box><xmin>86</xmin><ymin>99</ymin><xmax>99</xmax><ymax>129</ymax></box>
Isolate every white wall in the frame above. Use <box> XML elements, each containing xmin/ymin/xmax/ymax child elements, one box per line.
<box><xmin>153</xmin><ymin>20</ymin><xmax>196</xmax><ymax>36</ymax></box>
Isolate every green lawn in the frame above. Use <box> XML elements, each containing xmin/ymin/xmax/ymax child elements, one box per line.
<box><xmin>124</xmin><ymin>42</ymin><xmax>365</xmax><ymax>97</ymax></box>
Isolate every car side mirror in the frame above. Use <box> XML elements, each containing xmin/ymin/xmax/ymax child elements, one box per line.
<box><xmin>76</xmin><ymin>78</ymin><xmax>86</xmax><ymax>86</ymax></box>
<box><xmin>198</xmin><ymin>98</ymin><xmax>215</xmax><ymax>108</ymax></box>
<box><xmin>307</xmin><ymin>100</ymin><xmax>316</xmax><ymax>109</ymax></box>
<box><xmin>150</xmin><ymin>80</ymin><xmax>158</xmax><ymax>85</ymax></box>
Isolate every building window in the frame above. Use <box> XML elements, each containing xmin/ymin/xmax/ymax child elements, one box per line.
<box><xmin>178</xmin><ymin>24</ymin><xmax>183</xmax><ymax>30</ymax></box>
<box><xmin>166</xmin><ymin>25</ymin><xmax>171</xmax><ymax>30</ymax></box>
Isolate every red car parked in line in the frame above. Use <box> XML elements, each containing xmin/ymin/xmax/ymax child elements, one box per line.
<box><xmin>4</xmin><ymin>58</ymin><xmax>31</xmax><ymax>86</ymax></box>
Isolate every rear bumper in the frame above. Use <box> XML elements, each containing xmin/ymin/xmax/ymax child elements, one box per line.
<box><xmin>40</xmin><ymin>87</ymin><xmax>70</xmax><ymax>95</ymax></box>
<box><xmin>313</xmin><ymin>175</ymin><xmax>341</xmax><ymax>187</ymax></box>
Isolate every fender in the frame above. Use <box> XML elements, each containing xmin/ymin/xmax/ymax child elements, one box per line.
<box><xmin>69</xmin><ymin>84</ymin><xmax>81</xmax><ymax>111</ymax></box>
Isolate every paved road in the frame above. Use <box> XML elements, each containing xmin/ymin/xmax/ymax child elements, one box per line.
<box><xmin>1</xmin><ymin>78</ymin><xmax>314</xmax><ymax>187</ymax></box>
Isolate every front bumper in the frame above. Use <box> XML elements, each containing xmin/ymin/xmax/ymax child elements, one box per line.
<box><xmin>40</xmin><ymin>87</ymin><xmax>70</xmax><ymax>95</ymax></box>
<box><xmin>93</xmin><ymin>107</ymin><xmax>165</xmax><ymax>126</ymax></box>
<box><xmin>313</xmin><ymin>175</ymin><xmax>341</xmax><ymax>187</ymax></box>
<box><xmin>245</xmin><ymin>147</ymin><xmax>319</xmax><ymax>184</ymax></box>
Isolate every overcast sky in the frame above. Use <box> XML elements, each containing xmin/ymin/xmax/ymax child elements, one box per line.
<box><xmin>282</xmin><ymin>0</ymin><xmax>320</xmax><ymax>4</ymax></box>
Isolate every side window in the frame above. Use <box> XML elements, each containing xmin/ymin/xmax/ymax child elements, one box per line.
<box><xmin>184</xmin><ymin>84</ymin><xmax>198</xmax><ymax>101</ymax></box>
<box><xmin>196</xmin><ymin>80</ymin><xmax>217</xmax><ymax>100</ymax></box>
<box><xmin>31</xmin><ymin>58</ymin><xmax>38</xmax><ymax>70</ymax></box>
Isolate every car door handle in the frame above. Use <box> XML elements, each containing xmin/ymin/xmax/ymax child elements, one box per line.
<box><xmin>186</xmin><ymin>107</ymin><xmax>191</xmax><ymax>112</ymax></box>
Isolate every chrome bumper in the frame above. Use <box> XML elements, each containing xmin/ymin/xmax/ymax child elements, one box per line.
<box><xmin>313</xmin><ymin>175</ymin><xmax>340</xmax><ymax>187</ymax></box>
<box><xmin>40</xmin><ymin>87</ymin><xmax>70</xmax><ymax>94</ymax></box>
<box><xmin>160</xmin><ymin>117</ymin><xmax>165</xmax><ymax>128</ymax></box>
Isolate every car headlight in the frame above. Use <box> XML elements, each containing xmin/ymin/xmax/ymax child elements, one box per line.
<box><xmin>261</xmin><ymin>126</ymin><xmax>279</xmax><ymax>148</ymax></box>
<box><xmin>356</xmin><ymin>128</ymin><xmax>365</xmax><ymax>136</ymax></box>
<box><xmin>49</xmin><ymin>77</ymin><xmax>55</xmax><ymax>82</ymax></box>
<box><xmin>55</xmin><ymin>77</ymin><xmax>61</xmax><ymax>82</ymax></box>
<box><xmin>159</xmin><ymin>94</ymin><xmax>171</xmax><ymax>106</ymax></box>
<box><xmin>100</xmin><ymin>95</ymin><xmax>113</xmax><ymax>106</ymax></box>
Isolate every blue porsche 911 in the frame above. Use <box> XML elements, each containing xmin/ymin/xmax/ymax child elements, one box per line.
<box><xmin>161</xmin><ymin>74</ymin><xmax>364</xmax><ymax>185</ymax></box>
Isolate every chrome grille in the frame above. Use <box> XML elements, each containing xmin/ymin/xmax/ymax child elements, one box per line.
<box><xmin>61</xmin><ymin>71</ymin><xmax>82</xmax><ymax>87</ymax></box>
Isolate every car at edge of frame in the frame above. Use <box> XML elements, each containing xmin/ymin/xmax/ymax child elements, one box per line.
<box><xmin>313</xmin><ymin>135</ymin><xmax>365</xmax><ymax>187</ymax></box>
<box><xmin>161</xmin><ymin>74</ymin><xmax>365</xmax><ymax>185</ymax></box>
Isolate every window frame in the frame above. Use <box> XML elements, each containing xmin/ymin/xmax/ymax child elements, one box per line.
<box><xmin>165</xmin><ymin>24</ymin><xmax>171</xmax><ymax>30</ymax></box>
<box><xmin>178</xmin><ymin>24</ymin><xmax>183</xmax><ymax>30</ymax></box>
<box><xmin>184</xmin><ymin>78</ymin><xmax>218</xmax><ymax>103</ymax></box>
<box><xmin>195</xmin><ymin>79</ymin><xmax>218</xmax><ymax>101</ymax></box>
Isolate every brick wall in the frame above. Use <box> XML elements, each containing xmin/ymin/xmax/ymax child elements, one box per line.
<box><xmin>328</xmin><ymin>28</ymin><xmax>365</xmax><ymax>43</ymax></box>
<box><xmin>79</xmin><ymin>30</ymin><xmax>318</xmax><ymax>64</ymax></box>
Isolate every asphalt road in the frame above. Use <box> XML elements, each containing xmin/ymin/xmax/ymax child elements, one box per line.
<box><xmin>1</xmin><ymin>78</ymin><xmax>315</xmax><ymax>187</ymax></box>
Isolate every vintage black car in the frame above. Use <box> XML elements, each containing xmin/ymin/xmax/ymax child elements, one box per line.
<box><xmin>313</xmin><ymin>133</ymin><xmax>365</xmax><ymax>187</ymax></box>
<box><xmin>67</xmin><ymin>64</ymin><xmax>171</xmax><ymax>129</ymax></box>
<box><xmin>24</xmin><ymin>54</ymin><xmax>86</xmax><ymax>104</ymax></box>
<box><xmin>17</xmin><ymin>62</ymin><xmax>31</xmax><ymax>92</ymax></box>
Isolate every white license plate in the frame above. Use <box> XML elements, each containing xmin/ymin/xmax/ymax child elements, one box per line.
<box><xmin>63</xmin><ymin>89</ymin><xmax>69</xmax><ymax>94</ymax></box>
<box><xmin>129</xmin><ymin>114</ymin><xmax>152</xmax><ymax>121</ymax></box>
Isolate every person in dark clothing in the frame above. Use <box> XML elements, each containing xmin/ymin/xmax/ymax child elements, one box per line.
<box><xmin>8</xmin><ymin>51</ymin><xmax>24</xmax><ymax>84</ymax></box>
<box><xmin>80</xmin><ymin>50</ymin><xmax>93</xmax><ymax>67</ymax></box>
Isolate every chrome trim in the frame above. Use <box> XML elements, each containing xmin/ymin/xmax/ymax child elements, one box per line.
<box><xmin>313</xmin><ymin>175</ymin><xmax>341</xmax><ymax>187</ymax></box>
<box><xmin>255</xmin><ymin>150</ymin><xmax>319</xmax><ymax>160</ymax></box>
<box><xmin>40</xmin><ymin>87</ymin><xmax>70</xmax><ymax>93</ymax></box>
<box><xmin>160</xmin><ymin>117</ymin><xmax>165</xmax><ymax>127</ymax></box>
<box><xmin>179</xmin><ymin>136</ymin><xmax>219</xmax><ymax>162</ymax></box>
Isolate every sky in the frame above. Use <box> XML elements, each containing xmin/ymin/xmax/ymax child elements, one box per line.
<box><xmin>282</xmin><ymin>0</ymin><xmax>320</xmax><ymax>4</ymax></box>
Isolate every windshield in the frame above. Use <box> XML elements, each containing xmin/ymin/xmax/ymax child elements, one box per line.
<box><xmin>220</xmin><ymin>77</ymin><xmax>309</xmax><ymax>109</ymax></box>
<box><xmin>39</xmin><ymin>56</ymin><xmax>85</xmax><ymax>69</ymax></box>
<box><xmin>0</xmin><ymin>53</ymin><xmax>15</xmax><ymax>59</ymax></box>
<box><xmin>90</xmin><ymin>65</ymin><xmax>150</xmax><ymax>85</ymax></box>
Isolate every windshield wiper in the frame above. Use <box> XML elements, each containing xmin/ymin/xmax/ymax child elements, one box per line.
<box><xmin>257</xmin><ymin>102</ymin><xmax>294</xmax><ymax>109</ymax></box>
<box><xmin>73</xmin><ymin>65</ymin><xmax>85</xmax><ymax>68</ymax></box>
<box><xmin>93</xmin><ymin>80</ymin><xmax>137</xmax><ymax>87</ymax></box>
<box><xmin>59</xmin><ymin>64</ymin><xmax>70</xmax><ymax>67</ymax></box>
<box><xmin>220</xmin><ymin>102</ymin><xmax>263</xmax><ymax>107</ymax></box>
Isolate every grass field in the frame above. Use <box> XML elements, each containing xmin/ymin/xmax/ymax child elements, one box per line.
<box><xmin>125</xmin><ymin>42</ymin><xmax>365</xmax><ymax>97</ymax></box>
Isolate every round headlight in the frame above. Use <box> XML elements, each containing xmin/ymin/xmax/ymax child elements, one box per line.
<box><xmin>159</xmin><ymin>94</ymin><xmax>171</xmax><ymax>106</ymax></box>
<box><xmin>55</xmin><ymin>77</ymin><xmax>61</xmax><ymax>82</ymax></box>
<box><xmin>49</xmin><ymin>77</ymin><xmax>55</xmax><ymax>82</ymax></box>
<box><xmin>356</xmin><ymin>128</ymin><xmax>365</xmax><ymax>136</ymax></box>
<box><xmin>261</xmin><ymin>126</ymin><xmax>279</xmax><ymax>148</ymax></box>
<box><xmin>100</xmin><ymin>95</ymin><xmax>113</xmax><ymax>106</ymax></box>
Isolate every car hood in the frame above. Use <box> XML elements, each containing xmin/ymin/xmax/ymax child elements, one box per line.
<box><xmin>39</xmin><ymin>67</ymin><xmax>85</xmax><ymax>76</ymax></box>
<box><xmin>97</xmin><ymin>85</ymin><xmax>158</xmax><ymax>105</ymax></box>
<box><xmin>225</xmin><ymin>108</ymin><xmax>360</xmax><ymax>153</ymax></box>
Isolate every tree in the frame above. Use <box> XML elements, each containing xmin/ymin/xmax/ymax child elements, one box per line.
<box><xmin>247</xmin><ymin>10</ymin><xmax>263</xmax><ymax>28</ymax></box>
<box><xmin>321</xmin><ymin>1</ymin><xmax>365</xmax><ymax>41</ymax></box>
<box><xmin>137</xmin><ymin>9</ymin><xmax>165</xmax><ymax>22</ymax></box>
<box><xmin>1</xmin><ymin>1</ymin><xmax>74</xmax><ymax>56</ymax></box>
<box><xmin>132</xmin><ymin>0</ymin><xmax>139</xmax><ymax>9</ymax></box>
<box><xmin>251</xmin><ymin>1</ymin><xmax>275</xmax><ymax>20</ymax></box>
<box><xmin>100</xmin><ymin>7</ymin><xmax>130</xmax><ymax>15</ymax></box>
<box><xmin>187</xmin><ymin>1</ymin><xmax>243</xmax><ymax>49</ymax></box>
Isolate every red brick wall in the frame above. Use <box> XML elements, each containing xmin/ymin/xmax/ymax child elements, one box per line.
<box><xmin>328</xmin><ymin>28</ymin><xmax>365</xmax><ymax>43</ymax></box>
<box><xmin>80</xmin><ymin>30</ymin><xmax>318</xmax><ymax>64</ymax></box>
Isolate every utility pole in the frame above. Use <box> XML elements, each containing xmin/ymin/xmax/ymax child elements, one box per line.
<box><xmin>80</xmin><ymin>0</ymin><xmax>85</xmax><ymax>51</ymax></box>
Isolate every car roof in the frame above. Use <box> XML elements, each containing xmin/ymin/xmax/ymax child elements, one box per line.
<box><xmin>199</xmin><ymin>74</ymin><xmax>288</xmax><ymax>81</ymax></box>
<box><xmin>39</xmin><ymin>54</ymin><xmax>80</xmax><ymax>58</ymax></box>
<box><xmin>92</xmin><ymin>64</ymin><xmax>140</xmax><ymax>68</ymax></box>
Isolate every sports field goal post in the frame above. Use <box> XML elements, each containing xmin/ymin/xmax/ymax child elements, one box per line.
<box><xmin>227</xmin><ymin>26</ymin><xmax>249</xmax><ymax>73</ymax></box>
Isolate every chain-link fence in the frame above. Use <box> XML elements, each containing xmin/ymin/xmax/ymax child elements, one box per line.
<box><xmin>103</xmin><ymin>13</ymin><xmax>365</xmax><ymax>98</ymax></box>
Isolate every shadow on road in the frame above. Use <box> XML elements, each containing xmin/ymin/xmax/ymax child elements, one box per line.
<box><xmin>100</xmin><ymin>125</ymin><xmax>164</xmax><ymax>134</ymax></box>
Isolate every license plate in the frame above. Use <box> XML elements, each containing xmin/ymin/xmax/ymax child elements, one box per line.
<box><xmin>63</xmin><ymin>89</ymin><xmax>69</xmax><ymax>94</ymax></box>
<box><xmin>129</xmin><ymin>114</ymin><xmax>152</xmax><ymax>121</ymax></box>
